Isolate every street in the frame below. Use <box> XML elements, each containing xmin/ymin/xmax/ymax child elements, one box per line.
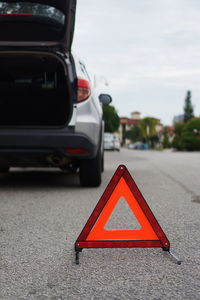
<box><xmin>0</xmin><ymin>149</ymin><xmax>200</xmax><ymax>300</ymax></box>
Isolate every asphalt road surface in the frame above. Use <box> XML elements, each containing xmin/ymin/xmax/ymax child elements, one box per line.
<box><xmin>0</xmin><ymin>149</ymin><xmax>200</xmax><ymax>300</ymax></box>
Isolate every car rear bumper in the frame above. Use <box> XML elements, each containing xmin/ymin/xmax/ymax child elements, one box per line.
<box><xmin>0</xmin><ymin>129</ymin><xmax>97</xmax><ymax>167</ymax></box>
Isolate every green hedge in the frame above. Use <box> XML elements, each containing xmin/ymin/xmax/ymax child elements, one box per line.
<box><xmin>173</xmin><ymin>118</ymin><xmax>200</xmax><ymax>151</ymax></box>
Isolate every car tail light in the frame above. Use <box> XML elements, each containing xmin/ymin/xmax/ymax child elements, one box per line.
<box><xmin>77</xmin><ymin>78</ymin><xmax>91</xmax><ymax>102</ymax></box>
<box><xmin>65</xmin><ymin>148</ymin><xmax>90</xmax><ymax>155</ymax></box>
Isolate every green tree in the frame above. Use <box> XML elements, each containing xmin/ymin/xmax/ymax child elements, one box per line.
<box><xmin>162</xmin><ymin>127</ymin><xmax>172</xmax><ymax>149</ymax></box>
<box><xmin>162</xmin><ymin>136</ymin><xmax>171</xmax><ymax>149</ymax></box>
<box><xmin>181</xmin><ymin>118</ymin><xmax>200</xmax><ymax>151</ymax></box>
<box><xmin>125</xmin><ymin>126</ymin><xmax>141</xmax><ymax>142</ymax></box>
<box><xmin>140</xmin><ymin>117</ymin><xmax>159</xmax><ymax>147</ymax></box>
<box><xmin>172</xmin><ymin>122</ymin><xmax>185</xmax><ymax>150</ymax></box>
<box><xmin>184</xmin><ymin>91</ymin><xmax>194</xmax><ymax>123</ymax></box>
<box><xmin>172</xmin><ymin>119</ymin><xmax>200</xmax><ymax>151</ymax></box>
<box><xmin>103</xmin><ymin>105</ymin><xmax>120</xmax><ymax>133</ymax></box>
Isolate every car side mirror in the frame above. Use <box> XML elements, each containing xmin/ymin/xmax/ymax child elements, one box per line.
<box><xmin>99</xmin><ymin>94</ymin><xmax>112</xmax><ymax>105</ymax></box>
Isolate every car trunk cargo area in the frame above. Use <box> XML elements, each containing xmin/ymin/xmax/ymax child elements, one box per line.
<box><xmin>0</xmin><ymin>52</ymin><xmax>71</xmax><ymax>127</ymax></box>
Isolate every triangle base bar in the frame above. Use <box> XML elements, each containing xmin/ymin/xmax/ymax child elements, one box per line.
<box><xmin>74</xmin><ymin>243</ymin><xmax>170</xmax><ymax>265</ymax></box>
<box><xmin>75</xmin><ymin>240</ymin><xmax>167</xmax><ymax>249</ymax></box>
<box><xmin>74</xmin><ymin>246</ymin><xmax>182</xmax><ymax>265</ymax></box>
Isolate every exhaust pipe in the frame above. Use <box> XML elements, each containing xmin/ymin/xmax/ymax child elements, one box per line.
<box><xmin>47</xmin><ymin>155</ymin><xmax>71</xmax><ymax>167</ymax></box>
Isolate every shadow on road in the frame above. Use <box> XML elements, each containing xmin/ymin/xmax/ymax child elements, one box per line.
<box><xmin>0</xmin><ymin>168</ymin><xmax>80</xmax><ymax>190</ymax></box>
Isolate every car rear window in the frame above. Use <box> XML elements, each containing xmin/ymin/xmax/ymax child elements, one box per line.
<box><xmin>0</xmin><ymin>2</ymin><xmax>65</xmax><ymax>24</ymax></box>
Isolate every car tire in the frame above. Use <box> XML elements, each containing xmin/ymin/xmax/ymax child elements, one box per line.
<box><xmin>101</xmin><ymin>150</ymin><xmax>104</xmax><ymax>173</ymax></box>
<box><xmin>79</xmin><ymin>146</ymin><xmax>102</xmax><ymax>187</ymax></box>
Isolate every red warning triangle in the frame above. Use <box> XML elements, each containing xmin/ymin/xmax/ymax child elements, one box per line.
<box><xmin>75</xmin><ymin>165</ymin><xmax>170</xmax><ymax>250</ymax></box>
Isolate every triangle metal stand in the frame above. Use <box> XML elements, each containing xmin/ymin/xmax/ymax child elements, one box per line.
<box><xmin>75</xmin><ymin>247</ymin><xmax>182</xmax><ymax>265</ymax></box>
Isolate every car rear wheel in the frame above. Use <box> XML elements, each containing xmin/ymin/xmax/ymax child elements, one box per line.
<box><xmin>101</xmin><ymin>150</ymin><xmax>104</xmax><ymax>173</ymax></box>
<box><xmin>79</xmin><ymin>147</ymin><xmax>102</xmax><ymax>187</ymax></box>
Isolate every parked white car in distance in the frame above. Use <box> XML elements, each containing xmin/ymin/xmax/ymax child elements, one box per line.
<box><xmin>104</xmin><ymin>133</ymin><xmax>120</xmax><ymax>151</ymax></box>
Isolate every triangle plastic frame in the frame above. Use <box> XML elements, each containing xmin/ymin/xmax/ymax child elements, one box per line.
<box><xmin>75</xmin><ymin>165</ymin><xmax>170</xmax><ymax>252</ymax></box>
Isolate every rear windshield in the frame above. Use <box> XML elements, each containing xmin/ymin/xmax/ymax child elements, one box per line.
<box><xmin>0</xmin><ymin>2</ymin><xmax>65</xmax><ymax>24</ymax></box>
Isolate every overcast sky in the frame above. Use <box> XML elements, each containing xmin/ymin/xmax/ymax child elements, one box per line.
<box><xmin>73</xmin><ymin>0</ymin><xmax>200</xmax><ymax>125</ymax></box>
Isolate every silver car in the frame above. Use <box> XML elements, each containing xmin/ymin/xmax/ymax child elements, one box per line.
<box><xmin>0</xmin><ymin>1</ymin><xmax>111</xmax><ymax>186</ymax></box>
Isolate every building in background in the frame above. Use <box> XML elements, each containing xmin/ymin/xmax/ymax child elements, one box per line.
<box><xmin>118</xmin><ymin>112</ymin><xmax>165</xmax><ymax>147</ymax></box>
<box><xmin>119</xmin><ymin>112</ymin><xmax>141</xmax><ymax>145</ymax></box>
<box><xmin>173</xmin><ymin>114</ymin><xmax>184</xmax><ymax>124</ymax></box>
<box><xmin>159</xmin><ymin>125</ymin><xmax>175</xmax><ymax>149</ymax></box>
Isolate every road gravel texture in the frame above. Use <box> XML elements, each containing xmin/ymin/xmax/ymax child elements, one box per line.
<box><xmin>0</xmin><ymin>149</ymin><xmax>200</xmax><ymax>300</ymax></box>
